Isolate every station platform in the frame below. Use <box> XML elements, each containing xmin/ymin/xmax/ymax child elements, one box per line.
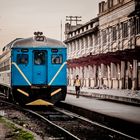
<box><xmin>67</xmin><ymin>86</ymin><xmax>140</xmax><ymax>104</ymax></box>
<box><xmin>64</xmin><ymin>94</ymin><xmax>140</xmax><ymax>124</ymax></box>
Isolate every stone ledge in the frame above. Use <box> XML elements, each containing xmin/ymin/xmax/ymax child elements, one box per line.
<box><xmin>67</xmin><ymin>90</ymin><xmax>140</xmax><ymax>105</ymax></box>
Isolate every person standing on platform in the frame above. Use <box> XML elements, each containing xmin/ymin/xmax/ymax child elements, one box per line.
<box><xmin>74</xmin><ymin>75</ymin><xmax>81</xmax><ymax>98</ymax></box>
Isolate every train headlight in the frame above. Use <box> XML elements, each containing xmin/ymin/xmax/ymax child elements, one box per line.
<box><xmin>35</xmin><ymin>36</ymin><xmax>44</xmax><ymax>41</ymax></box>
<box><xmin>34</xmin><ymin>31</ymin><xmax>44</xmax><ymax>41</ymax></box>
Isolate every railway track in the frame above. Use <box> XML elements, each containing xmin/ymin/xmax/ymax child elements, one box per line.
<box><xmin>0</xmin><ymin>96</ymin><xmax>139</xmax><ymax>140</ymax></box>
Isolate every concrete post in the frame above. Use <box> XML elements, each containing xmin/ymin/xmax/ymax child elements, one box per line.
<box><xmin>101</xmin><ymin>63</ymin><xmax>104</xmax><ymax>86</ymax></box>
<box><xmin>110</xmin><ymin>62</ymin><xmax>114</xmax><ymax>88</ymax></box>
<box><xmin>93</xmin><ymin>65</ymin><xmax>97</xmax><ymax>87</ymax></box>
<box><xmin>132</xmin><ymin>60</ymin><xmax>138</xmax><ymax>90</ymax></box>
<box><xmin>81</xmin><ymin>66</ymin><xmax>84</xmax><ymax>87</ymax></box>
<box><xmin>69</xmin><ymin>68</ymin><xmax>72</xmax><ymax>86</ymax></box>
<box><xmin>121</xmin><ymin>61</ymin><xmax>125</xmax><ymax>89</ymax></box>
<box><xmin>88</xmin><ymin>65</ymin><xmax>93</xmax><ymax>87</ymax></box>
<box><xmin>85</xmin><ymin>66</ymin><xmax>89</xmax><ymax>87</ymax></box>
<box><xmin>75</xmin><ymin>67</ymin><xmax>79</xmax><ymax>77</ymax></box>
<box><xmin>83</xmin><ymin>66</ymin><xmax>87</xmax><ymax>87</ymax></box>
<box><xmin>117</xmin><ymin>63</ymin><xmax>120</xmax><ymax>89</ymax></box>
<box><xmin>72</xmin><ymin>67</ymin><xmax>75</xmax><ymax>86</ymax></box>
<box><xmin>98</xmin><ymin>65</ymin><xmax>101</xmax><ymax>88</ymax></box>
<box><xmin>107</xmin><ymin>65</ymin><xmax>110</xmax><ymax>88</ymax></box>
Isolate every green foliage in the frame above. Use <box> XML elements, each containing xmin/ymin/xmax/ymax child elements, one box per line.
<box><xmin>0</xmin><ymin>117</ymin><xmax>35</xmax><ymax>140</ymax></box>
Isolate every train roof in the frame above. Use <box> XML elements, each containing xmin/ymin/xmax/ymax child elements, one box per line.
<box><xmin>11</xmin><ymin>37</ymin><xmax>66</xmax><ymax>49</ymax></box>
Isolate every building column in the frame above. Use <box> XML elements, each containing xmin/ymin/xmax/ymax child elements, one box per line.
<box><xmin>71</xmin><ymin>67</ymin><xmax>75</xmax><ymax>86</ymax></box>
<box><xmin>93</xmin><ymin>65</ymin><xmax>97</xmax><ymax>87</ymax></box>
<box><xmin>110</xmin><ymin>62</ymin><xmax>114</xmax><ymax>88</ymax></box>
<box><xmin>77</xmin><ymin>40</ymin><xmax>80</xmax><ymax>56</ymax></box>
<box><xmin>84</xmin><ymin>66</ymin><xmax>89</xmax><ymax>87</ymax></box>
<box><xmin>117</xmin><ymin>63</ymin><xmax>121</xmax><ymax>89</ymax></box>
<box><xmin>107</xmin><ymin>65</ymin><xmax>110</xmax><ymax>88</ymax></box>
<box><xmin>100</xmin><ymin>63</ymin><xmax>104</xmax><ymax>86</ymax></box>
<box><xmin>120</xmin><ymin>23</ymin><xmax>123</xmax><ymax>50</ymax></box>
<box><xmin>92</xmin><ymin>34</ymin><xmax>95</xmax><ymax>53</ymax></box>
<box><xmin>76</xmin><ymin>67</ymin><xmax>79</xmax><ymax>75</ymax></box>
<box><xmin>88</xmin><ymin>65</ymin><xmax>94</xmax><ymax>87</ymax></box>
<box><xmin>99</xmin><ymin>31</ymin><xmax>102</xmax><ymax>53</ymax></box>
<box><xmin>82</xmin><ymin>66</ymin><xmax>85</xmax><ymax>87</ymax></box>
<box><xmin>128</xmin><ymin>20</ymin><xmax>131</xmax><ymax>49</ymax></box>
<box><xmin>80</xmin><ymin>66</ymin><xmax>84</xmax><ymax>87</ymax></box>
<box><xmin>82</xmin><ymin>37</ymin><xmax>85</xmax><ymax>54</ymax></box>
<box><xmin>132</xmin><ymin>60</ymin><xmax>138</xmax><ymax>90</ymax></box>
<box><xmin>121</xmin><ymin>61</ymin><xmax>125</xmax><ymax>89</ymax></box>
<box><xmin>98</xmin><ymin>65</ymin><xmax>102</xmax><ymax>88</ymax></box>
<box><xmin>116</xmin><ymin>24</ymin><xmax>119</xmax><ymax>50</ymax></box>
<box><xmin>69</xmin><ymin>68</ymin><xmax>72</xmax><ymax>86</ymax></box>
<box><xmin>106</xmin><ymin>28</ymin><xmax>109</xmax><ymax>52</ymax></box>
<box><xmin>108</xmin><ymin>28</ymin><xmax>111</xmax><ymax>52</ymax></box>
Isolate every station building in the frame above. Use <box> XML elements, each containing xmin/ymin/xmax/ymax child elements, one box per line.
<box><xmin>64</xmin><ymin>0</ymin><xmax>140</xmax><ymax>90</ymax></box>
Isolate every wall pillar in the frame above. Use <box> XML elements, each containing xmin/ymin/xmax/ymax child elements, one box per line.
<box><xmin>100</xmin><ymin>63</ymin><xmax>104</xmax><ymax>86</ymax></box>
<box><xmin>93</xmin><ymin>65</ymin><xmax>97</xmax><ymax>87</ymax></box>
<box><xmin>117</xmin><ymin>63</ymin><xmax>121</xmax><ymax>89</ymax></box>
<box><xmin>85</xmin><ymin>66</ymin><xmax>89</xmax><ymax>87</ymax></box>
<box><xmin>88</xmin><ymin>65</ymin><xmax>94</xmax><ymax>87</ymax></box>
<box><xmin>110</xmin><ymin>62</ymin><xmax>114</xmax><ymax>88</ymax></box>
<box><xmin>121</xmin><ymin>61</ymin><xmax>125</xmax><ymax>89</ymax></box>
<box><xmin>132</xmin><ymin>60</ymin><xmax>138</xmax><ymax>90</ymax></box>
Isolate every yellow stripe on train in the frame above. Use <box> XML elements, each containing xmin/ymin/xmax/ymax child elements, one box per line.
<box><xmin>17</xmin><ymin>89</ymin><xmax>29</xmax><ymax>97</ymax></box>
<box><xmin>26</xmin><ymin>99</ymin><xmax>53</xmax><ymax>106</ymax></box>
<box><xmin>51</xmin><ymin>88</ymin><xmax>62</xmax><ymax>96</ymax></box>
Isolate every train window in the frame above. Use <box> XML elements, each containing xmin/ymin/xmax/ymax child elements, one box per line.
<box><xmin>34</xmin><ymin>51</ymin><xmax>45</xmax><ymax>65</ymax></box>
<box><xmin>17</xmin><ymin>54</ymin><xmax>28</xmax><ymax>64</ymax></box>
<box><xmin>52</xmin><ymin>54</ymin><xmax>62</xmax><ymax>64</ymax></box>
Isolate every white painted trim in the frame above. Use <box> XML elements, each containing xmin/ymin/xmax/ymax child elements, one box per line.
<box><xmin>12</xmin><ymin>62</ymin><xmax>31</xmax><ymax>86</ymax></box>
<box><xmin>48</xmin><ymin>62</ymin><xmax>67</xmax><ymax>85</ymax></box>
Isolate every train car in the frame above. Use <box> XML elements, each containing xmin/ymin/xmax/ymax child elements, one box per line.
<box><xmin>0</xmin><ymin>32</ymin><xmax>67</xmax><ymax>106</ymax></box>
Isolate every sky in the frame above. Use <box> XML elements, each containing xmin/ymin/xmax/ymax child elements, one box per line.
<box><xmin>0</xmin><ymin>0</ymin><xmax>101</xmax><ymax>54</ymax></box>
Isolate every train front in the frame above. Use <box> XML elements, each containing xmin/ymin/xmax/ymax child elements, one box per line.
<box><xmin>11</xmin><ymin>32</ymin><xmax>67</xmax><ymax>106</ymax></box>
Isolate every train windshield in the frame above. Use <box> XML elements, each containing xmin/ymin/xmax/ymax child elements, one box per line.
<box><xmin>34</xmin><ymin>51</ymin><xmax>45</xmax><ymax>65</ymax></box>
<box><xmin>17</xmin><ymin>54</ymin><xmax>28</xmax><ymax>64</ymax></box>
<box><xmin>52</xmin><ymin>54</ymin><xmax>62</xmax><ymax>64</ymax></box>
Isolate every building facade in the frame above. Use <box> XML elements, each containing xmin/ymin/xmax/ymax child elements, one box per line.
<box><xmin>65</xmin><ymin>0</ymin><xmax>140</xmax><ymax>90</ymax></box>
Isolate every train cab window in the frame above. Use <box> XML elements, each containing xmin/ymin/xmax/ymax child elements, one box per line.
<box><xmin>17</xmin><ymin>54</ymin><xmax>28</xmax><ymax>64</ymax></box>
<box><xmin>34</xmin><ymin>51</ymin><xmax>45</xmax><ymax>65</ymax></box>
<box><xmin>52</xmin><ymin>54</ymin><xmax>62</xmax><ymax>64</ymax></box>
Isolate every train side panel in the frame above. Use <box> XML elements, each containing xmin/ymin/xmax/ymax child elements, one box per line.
<box><xmin>0</xmin><ymin>51</ymin><xmax>11</xmax><ymax>91</ymax></box>
<box><xmin>11</xmin><ymin>48</ymin><xmax>32</xmax><ymax>86</ymax></box>
<box><xmin>47</xmin><ymin>48</ymin><xmax>67</xmax><ymax>86</ymax></box>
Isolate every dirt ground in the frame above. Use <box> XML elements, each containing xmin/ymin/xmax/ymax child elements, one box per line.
<box><xmin>0</xmin><ymin>123</ymin><xmax>12</xmax><ymax>140</ymax></box>
<box><xmin>0</xmin><ymin>117</ymin><xmax>42</xmax><ymax>140</ymax></box>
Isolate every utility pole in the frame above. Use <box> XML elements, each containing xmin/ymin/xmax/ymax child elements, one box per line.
<box><xmin>66</xmin><ymin>16</ymin><xmax>82</xmax><ymax>26</ymax></box>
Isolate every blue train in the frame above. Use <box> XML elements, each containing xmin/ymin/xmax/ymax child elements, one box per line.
<box><xmin>0</xmin><ymin>32</ymin><xmax>67</xmax><ymax>106</ymax></box>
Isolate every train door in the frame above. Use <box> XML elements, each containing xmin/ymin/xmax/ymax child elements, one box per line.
<box><xmin>32</xmin><ymin>50</ymin><xmax>47</xmax><ymax>85</ymax></box>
